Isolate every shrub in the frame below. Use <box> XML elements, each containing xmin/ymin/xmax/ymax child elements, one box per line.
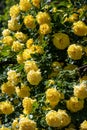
<box><xmin>0</xmin><ymin>0</ymin><xmax>87</xmax><ymax>129</ymax></box>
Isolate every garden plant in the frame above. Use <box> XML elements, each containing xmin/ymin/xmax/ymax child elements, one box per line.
<box><xmin>0</xmin><ymin>0</ymin><xmax>87</xmax><ymax>129</ymax></box>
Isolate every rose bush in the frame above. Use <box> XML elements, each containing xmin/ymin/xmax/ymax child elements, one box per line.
<box><xmin>0</xmin><ymin>0</ymin><xmax>87</xmax><ymax>129</ymax></box>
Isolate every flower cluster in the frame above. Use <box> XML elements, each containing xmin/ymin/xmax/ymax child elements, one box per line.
<box><xmin>0</xmin><ymin>0</ymin><xmax>87</xmax><ymax>129</ymax></box>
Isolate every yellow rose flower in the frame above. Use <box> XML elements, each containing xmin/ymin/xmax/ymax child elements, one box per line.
<box><xmin>32</xmin><ymin>0</ymin><xmax>40</xmax><ymax>8</ymax></box>
<box><xmin>36</xmin><ymin>12</ymin><xmax>51</xmax><ymax>24</ymax></box>
<box><xmin>1</xmin><ymin>81</ymin><xmax>15</xmax><ymax>96</ymax></box>
<box><xmin>80</xmin><ymin>120</ymin><xmax>87</xmax><ymax>130</ymax></box>
<box><xmin>22</xmin><ymin>49</ymin><xmax>32</xmax><ymax>60</ymax></box>
<box><xmin>30</xmin><ymin>45</ymin><xmax>44</xmax><ymax>54</ymax></box>
<box><xmin>7</xmin><ymin>70</ymin><xmax>20</xmax><ymax>85</ymax></box>
<box><xmin>12</xmin><ymin>41</ymin><xmax>23</xmax><ymax>52</ymax></box>
<box><xmin>16</xmin><ymin>84</ymin><xmax>30</xmax><ymax>98</ymax></box>
<box><xmin>67</xmin><ymin>44</ymin><xmax>82</xmax><ymax>60</ymax></box>
<box><xmin>65</xmin><ymin>13</ymin><xmax>78</xmax><ymax>22</ymax></box>
<box><xmin>27</xmin><ymin>70</ymin><xmax>42</xmax><ymax>85</ymax></box>
<box><xmin>57</xmin><ymin>109</ymin><xmax>71</xmax><ymax>128</ymax></box>
<box><xmin>45</xmin><ymin>88</ymin><xmax>61</xmax><ymax>107</ymax></box>
<box><xmin>15</xmin><ymin>32</ymin><xmax>28</xmax><ymax>42</ymax></box>
<box><xmin>24</xmin><ymin>15</ymin><xmax>35</xmax><ymax>29</ymax></box>
<box><xmin>39</xmin><ymin>23</ymin><xmax>51</xmax><ymax>35</ymax></box>
<box><xmin>2</xmin><ymin>29</ymin><xmax>10</xmax><ymax>36</ymax></box>
<box><xmin>53</xmin><ymin>33</ymin><xmax>70</xmax><ymax>50</ymax></box>
<box><xmin>8</xmin><ymin>18</ymin><xmax>21</xmax><ymax>31</ymax></box>
<box><xmin>19</xmin><ymin>0</ymin><xmax>31</xmax><ymax>11</ymax></box>
<box><xmin>66</xmin><ymin>96</ymin><xmax>84</xmax><ymax>112</ymax></box>
<box><xmin>10</xmin><ymin>4</ymin><xmax>20</xmax><ymax>18</ymax></box>
<box><xmin>24</xmin><ymin>60</ymin><xmax>38</xmax><ymax>73</ymax></box>
<box><xmin>72</xmin><ymin>21</ymin><xmax>87</xmax><ymax>36</ymax></box>
<box><xmin>12</xmin><ymin>118</ymin><xmax>19</xmax><ymax>130</ymax></box>
<box><xmin>0</xmin><ymin>101</ymin><xmax>14</xmax><ymax>115</ymax></box>
<box><xmin>17</xmin><ymin>53</ymin><xmax>24</xmax><ymax>64</ymax></box>
<box><xmin>26</xmin><ymin>38</ymin><xmax>34</xmax><ymax>48</ymax></box>
<box><xmin>46</xmin><ymin>110</ymin><xmax>61</xmax><ymax>127</ymax></box>
<box><xmin>0</xmin><ymin>126</ymin><xmax>11</xmax><ymax>130</ymax></box>
<box><xmin>74</xmin><ymin>82</ymin><xmax>87</xmax><ymax>99</ymax></box>
<box><xmin>19</xmin><ymin>117</ymin><xmax>36</xmax><ymax>130</ymax></box>
<box><xmin>2</xmin><ymin>36</ymin><xmax>13</xmax><ymax>46</ymax></box>
<box><xmin>22</xmin><ymin>97</ymin><xmax>35</xmax><ymax>114</ymax></box>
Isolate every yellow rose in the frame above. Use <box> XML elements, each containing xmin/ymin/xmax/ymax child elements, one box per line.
<box><xmin>24</xmin><ymin>15</ymin><xmax>35</xmax><ymax>29</ymax></box>
<box><xmin>53</xmin><ymin>33</ymin><xmax>70</xmax><ymax>50</ymax></box>
<box><xmin>15</xmin><ymin>32</ymin><xmax>28</xmax><ymax>42</ymax></box>
<box><xmin>74</xmin><ymin>82</ymin><xmax>87</xmax><ymax>99</ymax></box>
<box><xmin>19</xmin><ymin>117</ymin><xmax>36</xmax><ymax>130</ymax></box>
<box><xmin>80</xmin><ymin>120</ymin><xmax>87</xmax><ymax>130</ymax></box>
<box><xmin>2</xmin><ymin>36</ymin><xmax>13</xmax><ymax>46</ymax></box>
<box><xmin>12</xmin><ymin>118</ymin><xmax>19</xmax><ymax>130</ymax></box>
<box><xmin>66</xmin><ymin>96</ymin><xmax>84</xmax><ymax>112</ymax></box>
<box><xmin>24</xmin><ymin>60</ymin><xmax>38</xmax><ymax>73</ymax></box>
<box><xmin>2</xmin><ymin>29</ymin><xmax>10</xmax><ymax>36</ymax></box>
<box><xmin>67</xmin><ymin>44</ymin><xmax>82</xmax><ymax>60</ymax></box>
<box><xmin>7</xmin><ymin>70</ymin><xmax>20</xmax><ymax>85</ymax></box>
<box><xmin>0</xmin><ymin>126</ymin><xmax>11</xmax><ymax>130</ymax></box>
<box><xmin>39</xmin><ymin>23</ymin><xmax>51</xmax><ymax>35</ymax></box>
<box><xmin>72</xmin><ymin>21</ymin><xmax>87</xmax><ymax>36</ymax></box>
<box><xmin>8</xmin><ymin>18</ymin><xmax>21</xmax><ymax>31</ymax></box>
<box><xmin>46</xmin><ymin>110</ymin><xmax>61</xmax><ymax>127</ymax></box>
<box><xmin>19</xmin><ymin>0</ymin><xmax>31</xmax><ymax>11</ymax></box>
<box><xmin>65</xmin><ymin>13</ymin><xmax>78</xmax><ymax>22</ymax></box>
<box><xmin>10</xmin><ymin>4</ymin><xmax>20</xmax><ymax>18</ymax></box>
<box><xmin>30</xmin><ymin>45</ymin><xmax>44</xmax><ymax>54</ymax></box>
<box><xmin>36</xmin><ymin>12</ymin><xmax>51</xmax><ymax>24</ymax></box>
<box><xmin>32</xmin><ymin>0</ymin><xmax>40</xmax><ymax>8</ymax></box>
<box><xmin>45</xmin><ymin>88</ymin><xmax>61</xmax><ymax>107</ymax></box>
<box><xmin>57</xmin><ymin>109</ymin><xmax>71</xmax><ymax>127</ymax></box>
<box><xmin>22</xmin><ymin>49</ymin><xmax>32</xmax><ymax>60</ymax></box>
<box><xmin>22</xmin><ymin>97</ymin><xmax>35</xmax><ymax>114</ymax></box>
<box><xmin>16</xmin><ymin>84</ymin><xmax>30</xmax><ymax>98</ymax></box>
<box><xmin>0</xmin><ymin>101</ymin><xmax>14</xmax><ymax>115</ymax></box>
<box><xmin>12</xmin><ymin>41</ymin><xmax>23</xmax><ymax>52</ymax></box>
<box><xmin>27</xmin><ymin>70</ymin><xmax>42</xmax><ymax>85</ymax></box>
<box><xmin>17</xmin><ymin>53</ymin><xmax>24</xmax><ymax>64</ymax></box>
<box><xmin>1</xmin><ymin>81</ymin><xmax>15</xmax><ymax>96</ymax></box>
<box><xmin>26</xmin><ymin>38</ymin><xmax>34</xmax><ymax>48</ymax></box>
